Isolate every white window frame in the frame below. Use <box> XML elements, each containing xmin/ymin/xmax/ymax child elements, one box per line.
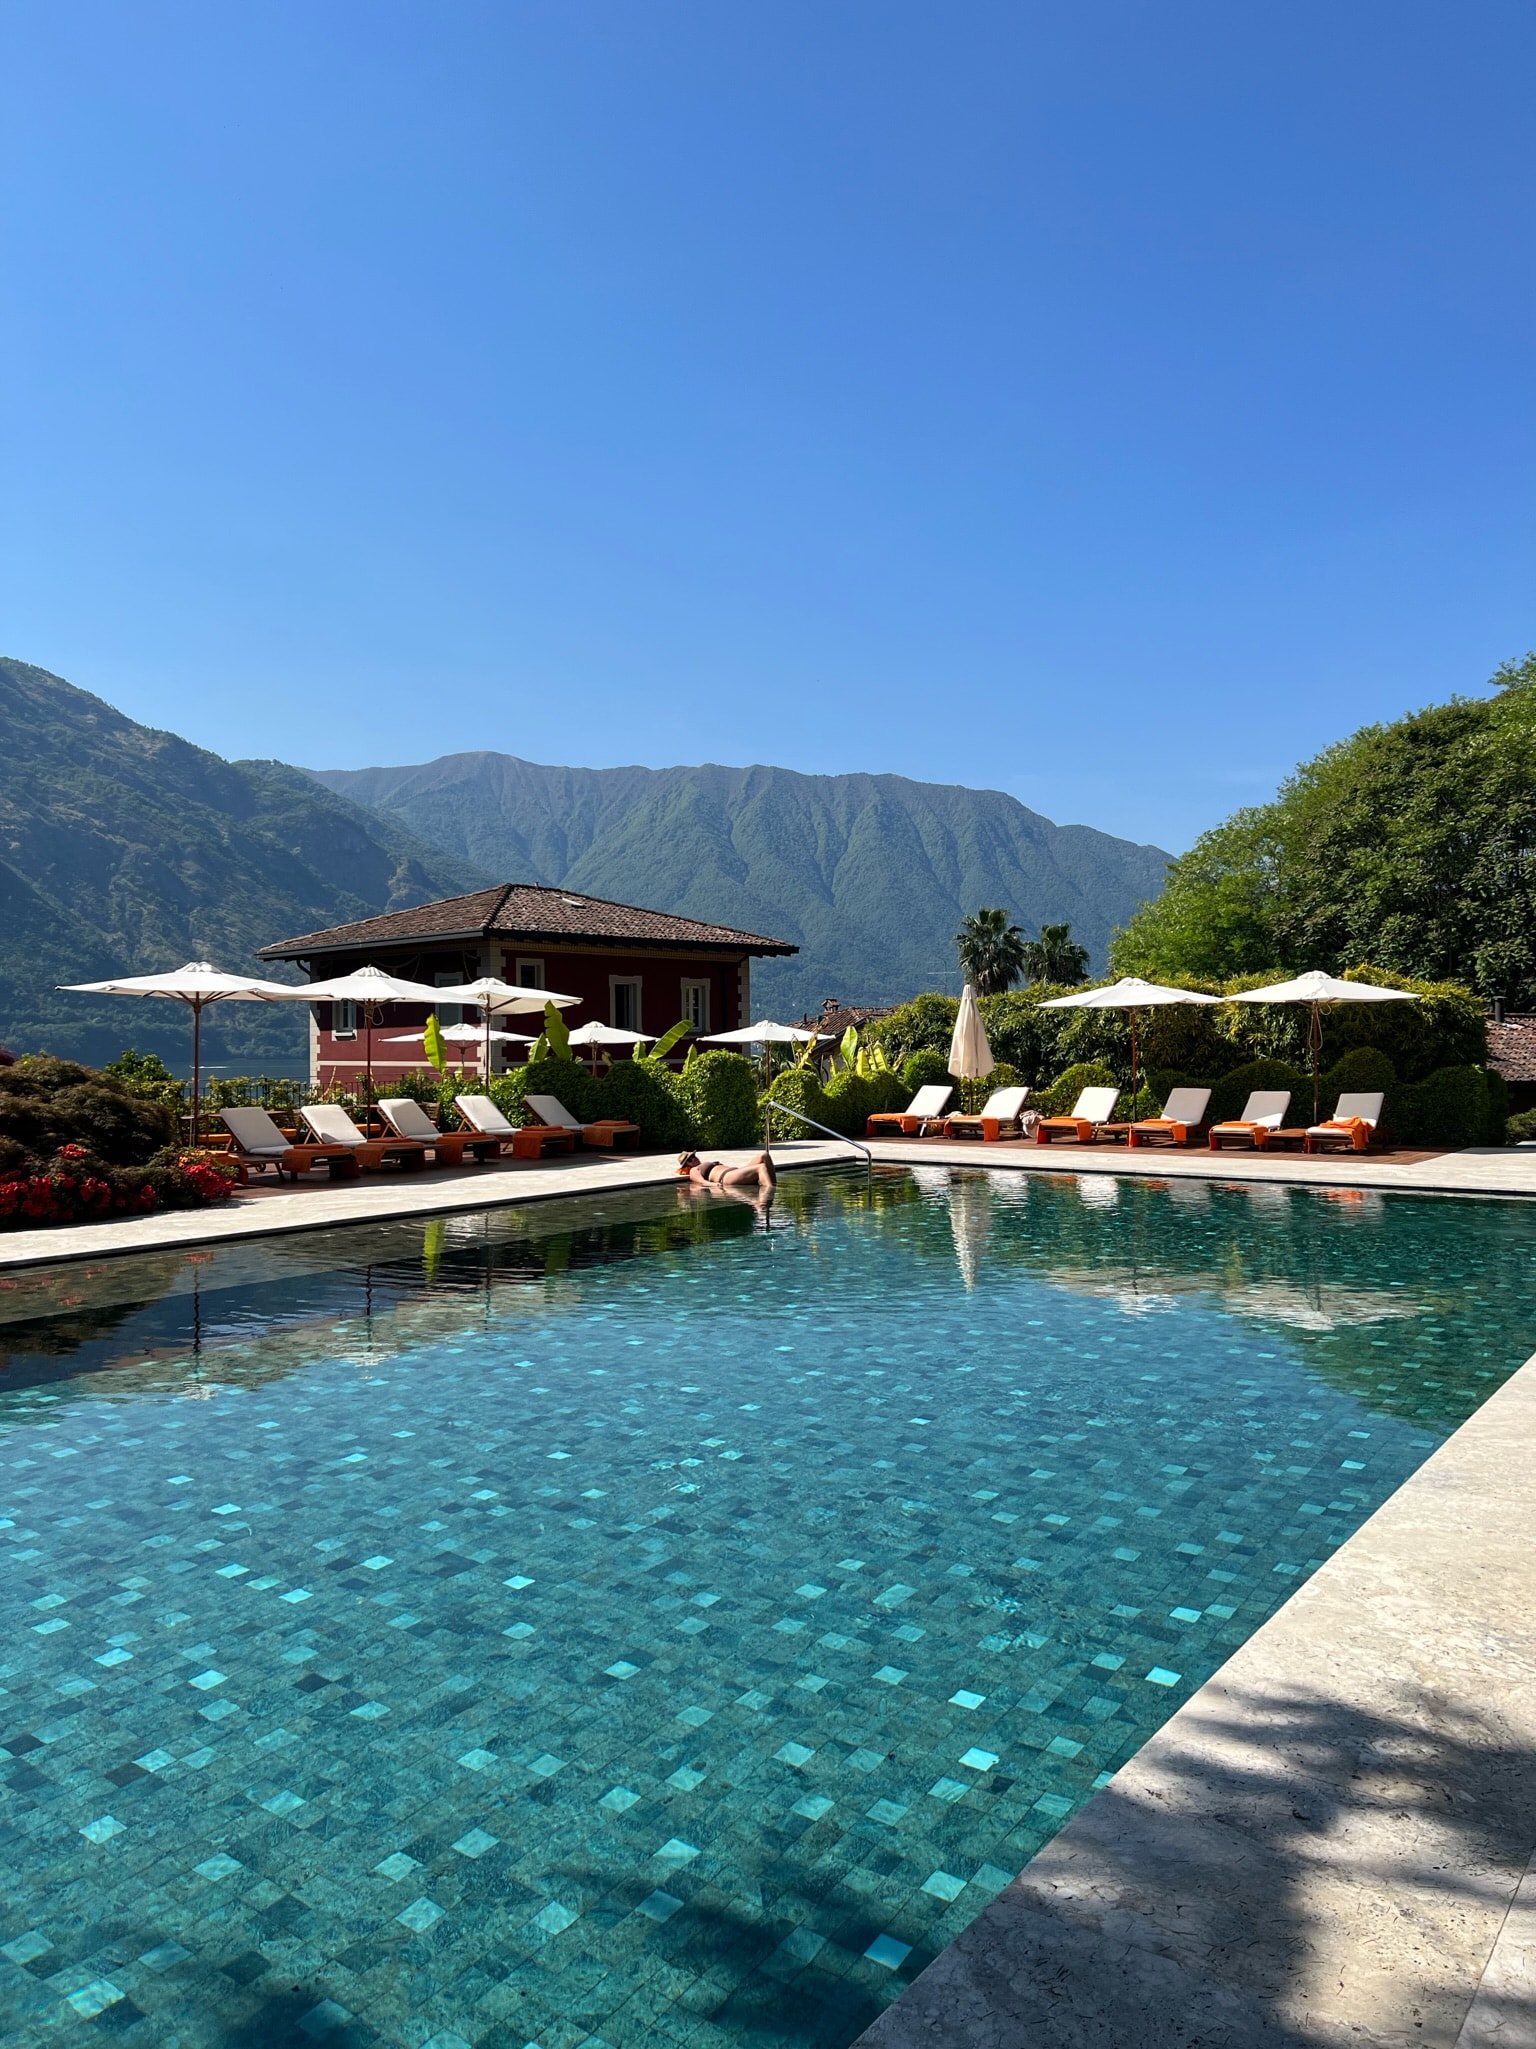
<box><xmin>434</xmin><ymin>970</ymin><xmax>464</xmax><ymax>1027</ymax></box>
<box><xmin>332</xmin><ymin>998</ymin><xmax>357</xmax><ymax>1038</ymax></box>
<box><xmin>515</xmin><ymin>958</ymin><xmax>546</xmax><ymax>990</ymax></box>
<box><xmin>610</xmin><ymin>976</ymin><xmax>643</xmax><ymax>1033</ymax></box>
<box><xmin>680</xmin><ymin>978</ymin><xmax>710</xmax><ymax>1033</ymax></box>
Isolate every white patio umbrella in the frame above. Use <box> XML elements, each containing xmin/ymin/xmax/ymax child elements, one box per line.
<box><xmin>1228</xmin><ymin>970</ymin><xmax>1419</xmax><ymax>1123</ymax></box>
<box><xmin>430</xmin><ymin>977</ymin><xmax>582</xmax><ymax>1081</ymax></box>
<box><xmin>58</xmin><ymin>960</ymin><xmax>305</xmax><ymax>1141</ymax></box>
<box><xmin>948</xmin><ymin>983</ymin><xmax>995</xmax><ymax>1111</ymax></box>
<box><xmin>297</xmin><ymin>964</ymin><xmax>454</xmax><ymax>1100</ymax></box>
<box><xmin>1040</xmin><ymin>976</ymin><xmax>1221</xmax><ymax>1114</ymax></box>
<box><xmin>701</xmin><ymin>1019</ymin><xmax>820</xmax><ymax>1096</ymax></box>
<box><xmin>383</xmin><ymin>1022</ymin><xmax>537</xmax><ymax>1073</ymax></box>
<box><xmin>567</xmin><ymin>1020</ymin><xmax>647</xmax><ymax>1071</ymax></box>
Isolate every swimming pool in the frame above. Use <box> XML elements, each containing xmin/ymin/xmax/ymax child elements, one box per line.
<box><xmin>2</xmin><ymin>1166</ymin><xmax>1533</xmax><ymax>2048</ymax></box>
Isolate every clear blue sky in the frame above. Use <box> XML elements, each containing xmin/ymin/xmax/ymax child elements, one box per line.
<box><xmin>2</xmin><ymin>2</ymin><xmax>1530</xmax><ymax>852</ymax></box>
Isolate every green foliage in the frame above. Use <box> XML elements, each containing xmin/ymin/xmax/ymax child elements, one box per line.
<box><xmin>1034</xmin><ymin>1061</ymin><xmax>1119</xmax><ymax>1117</ymax></box>
<box><xmin>1112</xmin><ymin>654</ymin><xmax>1536</xmax><ymax>1002</ymax></box>
<box><xmin>677</xmin><ymin>1050</ymin><xmax>761</xmax><ymax>1148</ymax></box>
<box><xmin>643</xmin><ymin>1019</ymin><xmax>693</xmax><ymax>1063</ymax></box>
<box><xmin>866</xmin><ymin>994</ymin><xmax>958</xmax><ymax>1061</ymax></box>
<box><xmin>1021</xmin><ymin>922</ymin><xmax>1089</xmax><ymax>986</ymax></box>
<box><xmin>761</xmin><ymin>1065</ymin><xmax>824</xmax><ymax>1138</ymax></box>
<box><xmin>542</xmin><ymin>1002</ymin><xmax>573</xmax><ymax>1061</ymax></box>
<box><xmin>422</xmin><ymin>1012</ymin><xmax>449</xmax><ymax>1074</ymax></box>
<box><xmin>1207</xmin><ymin>1059</ymin><xmax>1309</xmax><ymax>1127</ymax></box>
<box><xmin>1508</xmin><ymin>1107</ymin><xmax>1536</xmax><ymax>1145</ymax></box>
<box><xmin>1483</xmin><ymin>1067</ymin><xmax>1509</xmax><ymax>1144</ymax></box>
<box><xmin>0</xmin><ymin>1055</ymin><xmax>178</xmax><ymax>1165</ymax></box>
<box><xmin>499</xmin><ymin>1058</ymin><xmax>600</xmax><ymax>1123</ymax></box>
<box><xmin>1386</xmin><ymin>1067</ymin><xmax>1497</xmax><ymax>1150</ymax></box>
<box><xmin>201</xmin><ymin>1074</ymin><xmax>305</xmax><ymax>1113</ymax></box>
<box><xmin>602</xmin><ymin>1058</ymin><xmax>694</xmax><ymax>1150</ymax></box>
<box><xmin>103</xmin><ymin>1048</ymin><xmax>185</xmax><ymax>1106</ymax></box>
<box><xmin>1320</xmin><ymin>1046</ymin><xmax>1397</xmax><ymax>1101</ymax></box>
<box><xmin>900</xmin><ymin>1048</ymin><xmax>951</xmax><ymax>1093</ymax></box>
<box><xmin>956</xmin><ymin>908</ymin><xmax>1028</xmax><ymax>995</ymax></box>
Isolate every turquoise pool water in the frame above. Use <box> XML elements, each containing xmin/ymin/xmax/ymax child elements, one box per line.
<box><xmin>1</xmin><ymin>1165</ymin><xmax>1533</xmax><ymax>2049</ymax></box>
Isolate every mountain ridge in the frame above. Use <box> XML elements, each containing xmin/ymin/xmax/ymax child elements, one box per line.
<box><xmin>310</xmin><ymin>751</ymin><xmax>1171</xmax><ymax>1017</ymax></box>
<box><xmin>0</xmin><ymin>659</ymin><xmax>492</xmax><ymax>1066</ymax></box>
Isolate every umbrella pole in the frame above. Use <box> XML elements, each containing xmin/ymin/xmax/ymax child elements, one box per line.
<box><xmin>1311</xmin><ymin>1002</ymin><xmax>1322</xmax><ymax>1125</ymax></box>
<box><xmin>191</xmin><ymin>1000</ymin><xmax>202</xmax><ymax>1146</ymax></box>
<box><xmin>1130</xmin><ymin>1008</ymin><xmax>1139</xmax><ymax>1115</ymax></box>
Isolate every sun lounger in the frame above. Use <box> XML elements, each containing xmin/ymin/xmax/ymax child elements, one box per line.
<box><xmin>1122</xmin><ymin>1086</ymin><xmax>1213</xmax><ymax>1149</ymax></box>
<box><xmin>377</xmin><ymin>1098</ymin><xmax>503</xmax><ymax>1166</ymax></box>
<box><xmin>1304</xmin><ymin>1091</ymin><xmax>1385</xmax><ymax>1154</ymax></box>
<box><xmin>1032</xmin><ymin>1086</ymin><xmax>1120</xmax><ymax>1145</ymax></box>
<box><xmin>220</xmin><ymin>1106</ymin><xmax>360</xmax><ymax>1182</ymax></box>
<box><xmin>454</xmin><ymin>1094</ymin><xmax>578</xmax><ymax>1160</ymax></box>
<box><xmin>524</xmin><ymin>1093</ymin><xmax>642</xmax><ymax>1150</ymax></box>
<box><xmin>299</xmin><ymin>1104</ymin><xmax>432</xmax><ymax>1171</ymax></box>
<box><xmin>1207</xmin><ymin>1092</ymin><xmax>1292</xmax><ymax>1150</ymax></box>
<box><xmin>866</xmin><ymin>1085</ymin><xmax>953</xmax><ymax>1137</ymax></box>
<box><xmin>941</xmin><ymin>1086</ymin><xmax>1031</xmax><ymax>1141</ymax></box>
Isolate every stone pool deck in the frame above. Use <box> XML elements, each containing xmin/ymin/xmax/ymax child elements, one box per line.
<box><xmin>2</xmin><ymin>1135</ymin><xmax>1535</xmax><ymax>1273</ymax></box>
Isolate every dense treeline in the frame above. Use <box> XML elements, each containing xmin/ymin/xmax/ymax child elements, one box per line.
<box><xmin>1110</xmin><ymin>655</ymin><xmax>1536</xmax><ymax>1003</ymax></box>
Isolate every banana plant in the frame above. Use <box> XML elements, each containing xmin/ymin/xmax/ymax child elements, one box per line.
<box><xmin>542</xmin><ymin>1000</ymin><xmax>573</xmax><ymax>1061</ymax></box>
<box><xmin>635</xmin><ymin>1018</ymin><xmax>693</xmax><ymax>1063</ymax></box>
<box><xmin>422</xmin><ymin>1012</ymin><xmax>449</xmax><ymax>1075</ymax></box>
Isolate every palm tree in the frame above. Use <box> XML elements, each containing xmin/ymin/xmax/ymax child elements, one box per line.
<box><xmin>955</xmin><ymin>908</ymin><xmax>1028</xmax><ymax>995</ymax></box>
<box><xmin>1021</xmin><ymin>921</ymin><xmax>1090</xmax><ymax>986</ymax></box>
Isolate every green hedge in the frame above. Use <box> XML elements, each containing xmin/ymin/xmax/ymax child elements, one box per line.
<box><xmin>480</xmin><ymin>1051</ymin><xmax>760</xmax><ymax>1149</ymax></box>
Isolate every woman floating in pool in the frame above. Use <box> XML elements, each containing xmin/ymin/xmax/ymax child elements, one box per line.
<box><xmin>677</xmin><ymin>1149</ymin><xmax>777</xmax><ymax>1194</ymax></box>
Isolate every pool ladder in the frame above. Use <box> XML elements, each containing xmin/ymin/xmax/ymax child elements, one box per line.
<box><xmin>764</xmin><ymin>1100</ymin><xmax>873</xmax><ymax>1186</ymax></box>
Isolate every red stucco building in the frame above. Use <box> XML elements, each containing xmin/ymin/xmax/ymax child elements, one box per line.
<box><xmin>259</xmin><ymin>883</ymin><xmax>796</xmax><ymax>1088</ymax></box>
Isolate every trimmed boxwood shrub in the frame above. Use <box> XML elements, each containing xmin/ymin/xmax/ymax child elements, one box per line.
<box><xmin>1385</xmin><ymin>1066</ymin><xmax>1499</xmax><ymax>1150</ymax></box>
<box><xmin>901</xmin><ymin>1048</ymin><xmax>951</xmax><ymax>1093</ymax></box>
<box><xmin>1034</xmin><ymin>1061</ymin><xmax>1119</xmax><ymax>1118</ymax></box>
<box><xmin>602</xmin><ymin>1058</ymin><xmax>695</xmax><ymax>1150</ymax></box>
<box><xmin>678</xmin><ymin>1051</ymin><xmax>761</xmax><ymax>1148</ymax></box>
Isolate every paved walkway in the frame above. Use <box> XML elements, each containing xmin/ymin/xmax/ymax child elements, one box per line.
<box><xmin>3</xmin><ymin>1137</ymin><xmax>1534</xmax><ymax>1272</ymax></box>
<box><xmin>857</xmin><ymin>1339</ymin><xmax>1536</xmax><ymax>2049</ymax></box>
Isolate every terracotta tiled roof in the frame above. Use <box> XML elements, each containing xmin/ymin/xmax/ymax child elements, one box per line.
<box><xmin>259</xmin><ymin>883</ymin><xmax>796</xmax><ymax>960</ymax></box>
<box><xmin>1487</xmin><ymin>1015</ymin><xmax>1536</xmax><ymax>1083</ymax></box>
<box><xmin>802</xmin><ymin>1003</ymin><xmax>894</xmax><ymax>1037</ymax></box>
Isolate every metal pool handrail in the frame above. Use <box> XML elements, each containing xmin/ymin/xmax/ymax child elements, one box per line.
<box><xmin>765</xmin><ymin>1099</ymin><xmax>873</xmax><ymax>1176</ymax></box>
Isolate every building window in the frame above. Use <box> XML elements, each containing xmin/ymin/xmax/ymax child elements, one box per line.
<box><xmin>610</xmin><ymin>977</ymin><xmax>642</xmax><ymax>1033</ymax></box>
<box><xmin>515</xmin><ymin>959</ymin><xmax>545</xmax><ymax>989</ymax></box>
<box><xmin>434</xmin><ymin>971</ymin><xmax>464</xmax><ymax>1027</ymax></box>
<box><xmin>680</xmin><ymin>979</ymin><xmax>710</xmax><ymax>1033</ymax></box>
<box><xmin>332</xmin><ymin>999</ymin><xmax>357</xmax><ymax>1038</ymax></box>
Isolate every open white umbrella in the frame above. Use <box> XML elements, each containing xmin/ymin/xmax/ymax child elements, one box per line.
<box><xmin>1228</xmin><ymin>970</ymin><xmax>1419</xmax><ymax>1123</ymax></box>
<box><xmin>701</xmin><ymin>1019</ymin><xmax>821</xmax><ymax>1096</ymax></box>
<box><xmin>566</xmin><ymin>1020</ymin><xmax>647</xmax><ymax>1071</ymax></box>
<box><xmin>1040</xmin><ymin>976</ymin><xmax>1221</xmax><ymax>1115</ymax></box>
<box><xmin>383</xmin><ymin>1022</ymin><xmax>537</xmax><ymax>1074</ymax></box>
<box><xmin>948</xmin><ymin>983</ymin><xmax>995</xmax><ymax>1111</ymax></box>
<box><xmin>58</xmin><ymin>960</ymin><xmax>305</xmax><ymax>1141</ymax></box>
<box><xmin>430</xmin><ymin>977</ymin><xmax>582</xmax><ymax>1081</ymax></box>
<box><xmin>297</xmin><ymin>964</ymin><xmax>454</xmax><ymax>1101</ymax></box>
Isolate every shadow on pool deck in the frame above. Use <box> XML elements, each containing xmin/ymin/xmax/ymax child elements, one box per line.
<box><xmin>858</xmin><ymin>1682</ymin><xmax>1536</xmax><ymax>2048</ymax></box>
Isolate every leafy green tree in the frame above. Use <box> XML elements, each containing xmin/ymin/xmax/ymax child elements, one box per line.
<box><xmin>1112</xmin><ymin>655</ymin><xmax>1536</xmax><ymax>1003</ymax></box>
<box><xmin>955</xmin><ymin>907</ymin><xmax>1028</xmax><ymax>995</ymax></box>
<box><xmin>1020</xmin><ymin>921</ymin><xmax>1089</xmax><ymax>986</ymax></box>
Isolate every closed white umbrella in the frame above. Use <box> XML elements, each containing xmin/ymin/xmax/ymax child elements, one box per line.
<box><xmin>1040</xmin><ymin>976</ymin><xmax>1220</xmax><ymax>1115</ymax></box>
<box><xmin>1228</xmin><ymin>970</ymin><xmax>1419</xmax><ymax>1123</ymax></box>
<box><xmin>947</xmin><ymin>984</ymin><xmax>995</xmax><ymax>1107</ymax></box>
<box><xmin>430</xmin><ymin>977</ymin><xmax>582</xmax><ymax>1081</ymax></box>
<box><xmin>58</xmin><ymin>960</ymin><xmax>305</xmax><ymax>1141</ymax></box>
<box><xmin>298</xmin><ymin>964</ymin><xmax>457</xmax><ymax>1101</ymax></box>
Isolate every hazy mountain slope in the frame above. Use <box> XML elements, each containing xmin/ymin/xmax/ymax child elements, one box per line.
<box><xmin>0</xmin><ymin>660</ymin><xmax>490</xmax><ymax>1066</ymax></box>
<box><xmin>312</xmin><ymin>753</ymin><xmax>1171</xmax><ymax>1016</ymax></box>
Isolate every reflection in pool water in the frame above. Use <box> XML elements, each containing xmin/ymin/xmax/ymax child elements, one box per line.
<box><xmin>1</xmin><ymin>1167</ymin><xmax>1532</xmax><ymax>2047</ymax></box>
